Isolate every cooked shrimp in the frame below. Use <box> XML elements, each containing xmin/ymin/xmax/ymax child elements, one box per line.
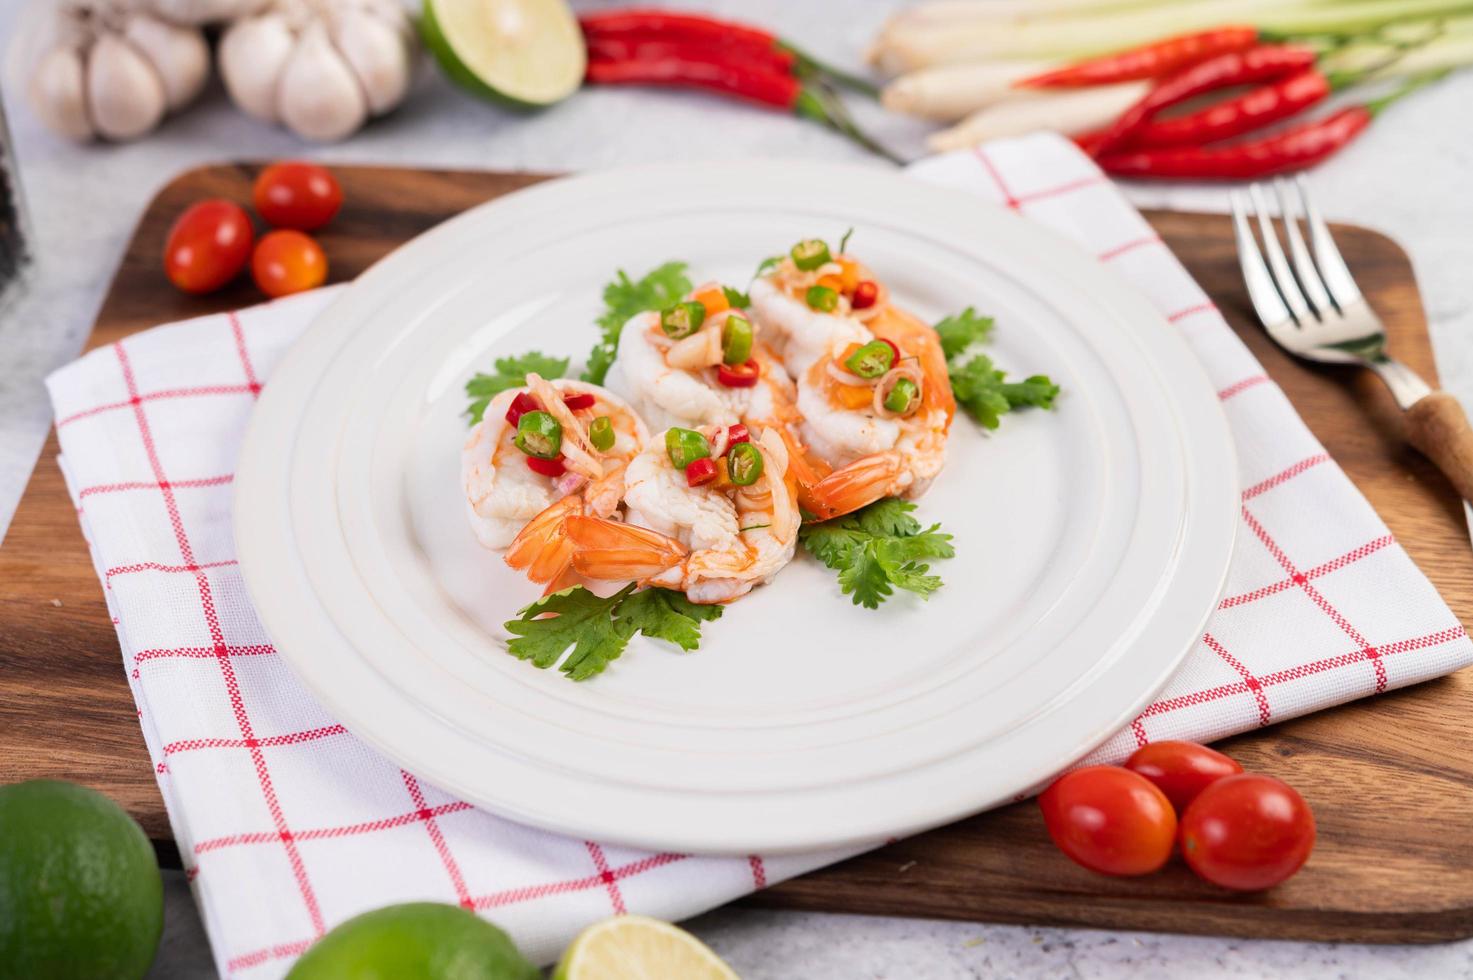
<box><xmin>461</xmin><ymin>375</ymin><xmax>646</xmax><ymax>550</ymax></box>
<box><xmin>563</xmin><ymin>427</ymin><xmax>801</xmax><ymax>604</ymax></box>
<box><xmin>794</xmin><ymin>304</ymin><xmax>957</xmax><ymax>520</ymax></box>
<box><xmin>604</xmin><ymin>282</ymin><xmax>796</xmax><ymax>432</ymax></box>
<box><xmin>748</xmin><ymin>249</ymin><xmax>888</xmax><ymax>378</ymax></box>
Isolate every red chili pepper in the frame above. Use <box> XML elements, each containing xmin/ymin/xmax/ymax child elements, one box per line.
<box><xmin>504</xmin><ymin>392</ymin><xmax>540</xmax><ymax>426</ymax></box>
<box><xmin>562</xmin><ymin>391</ymin><xmax>596</xmax><ymax>411</ymax></box>
<box><xmin>851</xmin><ymin>280</ymin><xmax>880</xmax><ymax>310</ymax></box>
<box><xmin>717</xmin><ymin>359</ymin><xmax>762</xmax><ymax>388</ymax></box>
<box><xmin>1134</xmin><ymin>69</ymin><xmax>1332</xmax><ymax>149</ymax></box>
<box><xmin>580</xmin><ymin>10</ymin><xmax>777</xmax><ymax>49</ymax></box>
<box><xmin>1019</xmin><ymin>26</ymin><xmax>1263</xmax><ymax>88</ymax></box>
<box><xmin>684</xmin><ymin>456</ymin><xmax>719</xmax><ymax>487</ymax></box>
<box><xmin>726</xmin><ymin>423</ymin><xmax>750</xmax><ymax>447</ymax></box>
<box><xmin>1098</xmin><ymin>106</ymin><xmax>1371</xmax><ymax>180</ymax></box>
<box><xmin>586</xmin><ymin>56</ymin><xmax>801</xmax><ymax>109</ymax></box>
<box><xmin>525</xmin><ymin>455</ymin><xmax>566</xmax><ymax>478</ymax></box>
<box><xmin>1092</xmin><ymin>44</ymin><xmax>1319</xmax><ymax>157</ymax></box>
<box><xmin>585</xmin><ymin>36</ymin><xmax>796</xmax><ymax>76</ymax></box>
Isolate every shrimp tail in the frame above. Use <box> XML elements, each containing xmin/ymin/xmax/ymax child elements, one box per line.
<box><xmin>566</xmin><ymin>515</ymin><xmax>688</xmax><ymax>581</ymax></box>
<box><xmin>805</xmin><ymin>451</ymin><xmax>905</xmax><ymax>521</ymax></box>
<box><xmin>774</xmin><ymin>427</ymin><xmax>833</xmax><ymax>516</ymax></box>
<box><xmin>505</xmin><ymin>495</ymin><xmax>581</xmax><ymax>584</ymax></box>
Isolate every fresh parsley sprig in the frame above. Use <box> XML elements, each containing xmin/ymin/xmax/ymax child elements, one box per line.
<box><xmin>582</xmin><ymin>261</ymin><xmax>692</xmax><ymax>385</ymax></box>
<box><xmin>935</xmin><ymin>307</ymin><xmax>1059</xmax><ymax>429</ymax></box>
<box><xmin>464</xmin><ymin>352</ymin><xmax>569</xmax><ymax>425</ymax></box>
<box><xmin>503</xmin><ymin>585</ymin><xmax>722</xmax><ymax>681</ymax></box>
<box><xmin>800</xmin><ymin>498</ymin><xmax>955</xmax><ymax>609</ymax></box>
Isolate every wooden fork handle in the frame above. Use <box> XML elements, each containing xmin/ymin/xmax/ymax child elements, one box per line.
<box><xmin>1406</xmin><ymin>392</ymin><xmax>1473</xmax><ymax>502</ymax></box>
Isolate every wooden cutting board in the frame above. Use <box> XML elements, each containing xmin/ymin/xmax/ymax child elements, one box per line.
<box><xmin>2</xmin><ymin>164</ymin><xmax>1470</xmax><ymax>944</ymax></box>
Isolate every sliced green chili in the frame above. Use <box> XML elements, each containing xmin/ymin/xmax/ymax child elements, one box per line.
<box><xmin>805</xmin><ymin>285</ymin><xmax>839</xmax><ymax>312</ymax></box>
<box><xmin>664</xmin><ymin>427</ymin><xmax>711</xmax><ymax>470</ymax></box>
<box><xmin>727</xmin><ymin>441</ymin><xmax>764</xmax><ymax>486</ymax></box>
<box><xmin>660</xmin><ymin>301</ymin><xmax>707</xmax><ymax>339</ymax></box>
<box><xmin>721</xmin><ymin>315</ymin><xmax>754</xmax><ymax>365</ymax></box>
<box><xmin>844</xmin><ymin>340</ymin><xmax>896</xmax><ymax>379</ymax></box>
<box><xmin>883</xmin><ymin>377</ymin><xmax>920</xmax><ymax>415</ymax></box>
<box><xmin>588</xmin><ymin>415</ymin><xmax>615</xmax><ymax>452</ymax></box>
<box><xmin>790</xmin><ymin>239</ymin><xmax>831</xmax><ymax>271</ymax></box>
<box><xmin>515</xmin><ymin>411</ymin><xmax>562</xmax><ymax>459</ymax></box>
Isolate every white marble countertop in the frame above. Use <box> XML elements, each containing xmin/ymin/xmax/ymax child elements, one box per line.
<box><xmin>2</xmin><ymin>1</ymin><xmax>1471</xmax><ymax>977</ymax></box>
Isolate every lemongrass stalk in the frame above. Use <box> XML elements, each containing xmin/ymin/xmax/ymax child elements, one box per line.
<box><xmin>1365</xmin><ymin>31</ymin><xmax>1473</xmax><ymax>76</ymax></box>
<box><xmin>870</xmin><ymin>0</ymin><xmax>1473</xmax><ymax>73</ymax></box>
<box><xmin>891</xmin><ymin>0</ymin><xmax>1198</xmax><ymax>26</ymax></box>
<box><xmin>881</xmin><ymin>60</ymin><xmax>1052</xmax><ymax>121</ymax></box>
<box><xmin>927</xmin><ymin>81</ymin><xmax>1149</xmax><ymax>151</ymax></box>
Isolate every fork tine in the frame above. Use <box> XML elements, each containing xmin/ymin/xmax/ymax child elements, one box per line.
<box><xmin>1274</xmin><ymin>177</ymin><xmax>1334</xmax><ymax>317</ymax></box>
<box><xmin>1231</xmin><ymin>190</ymin><xmax>1293</xmax><ymax>329</ymax></box>
<box><xmin>1296</xmin><ymin>174</ymin><xmax>1363</xmax><ymax>310</ymax></box>
<box><xmin>1249</xmin><ymin>182</ymin><xmax>1311</xmax><ymax>324</ymax></box>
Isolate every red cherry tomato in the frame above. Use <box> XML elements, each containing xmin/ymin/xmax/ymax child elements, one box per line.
<box><xmin>1179</xmin><ymin>773</ymin><xmax>1315</xmax><ymax>891</ymax></box>
<box><xmin>252</xmin><ymin>230</ymin><xmax>327</xmax><ymax>298</ymax></box>
<box><xmin>685</xmin><ymin>456</ymin><xmax>718</xmax><ymax>487</ymax></box>
<box><xmin>562</xmin><ymin>392</ymin><xmax>596</xmax><ymax>411</ymax></box>
<box><xmin>851</xmin><ymin>280</ymin><xmax>880</xmax><ymax>310</ymax></box>
<box><xmin>1038</xmin><ymin>765</ymin><xmax>1177</xmax><ymax>877</ymax></box>
<box><xmin>253</xmin><ymin>161</ymin><xmax>343</xmax><ymax>231</ymax></box>
<box><xmin>725</xmin><ymin>423</ymin><xmax>750</xmax><ymax>447</ymax></box>
<box><xmin>163</xmin><ymin>199</ymin><xmax>254</xmax><ymax>294</ymax></box>
<box><xmin>717</xmin><ymin>359</ymin><xmax>760</xmax><ymax>388</ymax></box>
<box><xmin>1125</xmin><ymin>741</ymin><xmax>1243</xmax><ymax>811</ymax></box>
<box><xmin>525</xmin><ymin>455</ymin><xmax>566</xmax><ymax>478</ymax></box>
<box><xmin>504</xmin><ymin>392</ymin><xmax>541</xmax><ymax>426</ymax></box>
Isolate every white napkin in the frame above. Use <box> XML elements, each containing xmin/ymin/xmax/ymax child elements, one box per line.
<box><xmin>45</xmin><ymin>133</ymin><xmax>1471</xmax><ymax>978</ymax></box>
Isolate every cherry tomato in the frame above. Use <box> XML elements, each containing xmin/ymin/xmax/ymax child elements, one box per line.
<box><xmin>1179</xmin><ymin>773</ymin><xmax>1315</xmax><ymax>891</ymax></box>
<box><xmin>253</xmin><ymin>161</ymin><xmax>343</xmax><ymax>231</ymax></box>
<box><xmin>851</xmin><ymin>279</ymin><xmax>880</xmax><ymax>309</ymax></box>
<box><xmin>717</xmin><ymin>359</ymin><xmax>760</xmax><ymax>388</ymax></box>
<box><xmin>1125</xmin><ymin>741</ymin><xmax>1243</xmax><ymax>811</ymax></box>
<box><xmin>1038</xmin><ymin>766</ymin><xmax>1177</xmax><ymax>876</ymax></box>
<box><xmin>252</xmin><ymin>230</ymin><xmax>327</xmax><ymax>298</ymax></box>
<box><xmin>163</xmin><ymin>200</ymin><xmax>254</xmax><ymax>294</ymax></box>
<box><xmin>525</xmin><ymin>455</ymin><xmax>566</xmax><ymax>478</ymax></box>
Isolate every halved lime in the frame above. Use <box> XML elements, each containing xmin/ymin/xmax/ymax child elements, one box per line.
<box><xmin>421</xmin><ymin>0</ymin><xmax>586</xmax><ymax>109</ymax></box>
<box><xmin>553</xmin><ymin>915</ymin><xmax>739</xmax><ymax>980</ymax></box>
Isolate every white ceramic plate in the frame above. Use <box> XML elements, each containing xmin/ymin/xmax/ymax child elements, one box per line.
<box><xmin>235</xmin><ymin>162</ymin><xmax>1237</xmax><ymax>855</ymax></box>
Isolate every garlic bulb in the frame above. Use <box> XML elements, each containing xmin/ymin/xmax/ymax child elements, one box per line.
<box><xmin>144</xmin><ymin>0</ymin><xmax>268</xmax><ymax>25</ymax></box>
<box><xmin>25</xmin><ymin>1</ymin><xmax>210</xmax><ymax>142</ymax></box>
<box><xmin>219</xmin><ymin>0</ymin><xmax>415</xmax><ymax>142</ymax></box>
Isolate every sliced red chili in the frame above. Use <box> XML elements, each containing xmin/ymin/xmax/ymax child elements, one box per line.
<box><xmin>562</xmin><ymin>391</ymin><xmax>596</xmax><ymax>410</ymax></box>
<box><xmin>685</xmin><ymin>456</ymin><xmax>718</xmax><ymax>487</ymax></box>
<box><xmin>717</xmin><ymin>359</ymin><xmax>761</xmax><ymax>388</ymax></box>
<box><xmin>504</xmin><ymin>391</ymin><xmax>541</xmax><ymax>426</ymax></box>
<box><xmin>525</xmin><ymin>455</ymin><xmax>566</xmax><ymax>478</ymax></box>
<box><xmin>726</xmin><ymin>423</ymin><xmax>750</xmax><ymax>447</ymax></box>
<box><xmin>877</xmin><ymin>337</ymin><xmax>901</xmax><ymax>363</ymax></box>
<box><xmin>851</xmin><ymin>280</ymin><xmax>879</xmax><ymax>310</ymax></box>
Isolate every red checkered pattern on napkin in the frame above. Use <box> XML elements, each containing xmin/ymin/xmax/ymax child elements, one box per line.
<box><xmin>46</xmin><ymin>134</ymin><xmax>1471</xmax><ymax>978</ymax></box>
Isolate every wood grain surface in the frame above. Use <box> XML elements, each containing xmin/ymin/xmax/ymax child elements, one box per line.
<box><xmin>1</xmin><ymin>165</ymin><xmax>1469</xmax><ymax>944</ymax></box>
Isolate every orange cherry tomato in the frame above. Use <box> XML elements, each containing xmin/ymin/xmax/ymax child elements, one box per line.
<box><xmin>1039</xmin><ymin>765</ymin><xmax>1177</xmax><ymax>876</ymax></box>
<box><xmin>690</xmin><ymin>285</ymin><xmax>730</xmax><ymax>316</ymax></box>
<box><xmin>252</xmin><ymin>230</ymin><xmax>327</xmax><ymax>298</ymax></box>
<box><xmin>1179</xmin><ymin>773</ymin><xmax>1315</xmax><ymax>891</ymax></box>
<box><xmin>1125</xmin><ymin>741</ymin><xmax>1243</xmax><ymax>811</ymax></box>
<box><xmin>253</xmin><ymin>161</ymin><xmax>342</xmax><ymax>231</ymax></box>
<box><xmin>163</xmin><ymin>200</ymin><xmax>254</xmax><ymax>294</ymax></box>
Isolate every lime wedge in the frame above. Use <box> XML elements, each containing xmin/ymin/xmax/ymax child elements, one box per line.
<box><xmin>421</xmin><ymin>0</ymin><xmax>586</xmax><ymax>109</ymax></box>
<box><xmin>553</xmin><ymin>916</ymin><xmax>739</xmax><ymax>980</ymax></box>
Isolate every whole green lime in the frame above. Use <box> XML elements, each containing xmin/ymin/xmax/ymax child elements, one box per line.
<box><xmin>287</xmin><ymin>902</ymin><xmax>540</xmax><ymax>980</ymax></box>
<box><xmin>0</xmin><ymin>779</ymin><xmax>163</xmax><ymax>980</ymax></box>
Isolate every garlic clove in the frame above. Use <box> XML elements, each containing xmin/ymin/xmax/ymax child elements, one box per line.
<box><xmin>28</xmin><ymin>45</ymin><xmax>94</xmax><ymax>141</ymax></box>
<box><xmin>86</xmin><ymin>34</ymin><xmax>167</xmax><ymax>141</ymax></box>
<box><xmin>122</xmin><ymin>14</ymin><xmax>210</xmax><ymax>111</ymax></box>
<box><xmin>330</xmin><ymin>8</ymin><xmax>411</xmax><ymax>115</ymax></box>
<box><xmin>276</xmin><ymin>21</ymin><xmax>368</xmax><ymax>141</ymax></box>
<box><xmin>145</xmin><ymin>0</ymin><xmax>270</xmax><ymax>26</ymax></box>
<box><xmin>219</xmin><ymin>13</ymin><xmax>295</xmax><ymax>123</ymax></box>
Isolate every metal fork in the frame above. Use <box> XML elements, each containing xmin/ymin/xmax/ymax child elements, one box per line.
<box><xmin>1232</xmin><ymin>177</ymin><xmax>1473</xmax><ymax>511</ymax></box>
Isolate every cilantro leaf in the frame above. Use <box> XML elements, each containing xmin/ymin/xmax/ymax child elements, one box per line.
<box><xmin>722</xmin><ymin>285</ymin><xmax>750</xmax><ymax>309</ymax></box>
<box><xmin>933</xmin><ymin>307</ymin><xmax>995</xmax><ymax>361</ymax></box>
<box><xmin>838</xmin><ymin>227</ymin><xmax>854</xmax><ymax>253</ymax></box>
<box><xmin>465</xmin><ymin>351</ymin><xmax>570</xmax><ymax>425</ymax></box>
<box><xmin>615</xmin><ymin>587</ymin><xmax>722</xmax><ymax>652</ymax></box>
<box><xmin>949</xmin><ymin>353</ymin><xmax>1060</xmax><ymax>430</ymax></box>
<box><xmin>581</xmin><ymin>261</ymin><xmax>692</xmax><ymax>385</ymax></box>
<box><xmin>504</xmin><ymin>585</ymin><xmax>637</xmax><ymax>680</ymax></box>
<box><xmin>752</xmin><ymin>254</ymin><xmax>784</xmax><ymax>281</ymax></box>
<box><xmin>799</xmin><ymin>498</ymin><xmax>955</xmax><ymax>609</ymax></box>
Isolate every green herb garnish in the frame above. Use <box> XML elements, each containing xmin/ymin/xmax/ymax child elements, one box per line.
<box><xmin>464</xmin><ymin>352</ymin><xmax>569</xmax><ymax>425</ymax></box>
<box><xmin>582</xmin><ymin>261</ymin><xmax>693</xmax><ymax>385</ymax></box>
<box><xmin>800</xmin><ymin>498</ymin><xmax>955</xmax><ymax>609</ymax></box>
<box><xmin>933</xmin><ymin>307</ymin><xmax>994</xmax><ymax>361</ymax></box>
<box><xmin>934</xmin><ymin>307</ymin><xmax>1058</xmax><ymax>429</ymax></box>
<box><xmin>503</xmin><ymin>585</ymin><xmax>722</xmax><ymax>680</ymax></box>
